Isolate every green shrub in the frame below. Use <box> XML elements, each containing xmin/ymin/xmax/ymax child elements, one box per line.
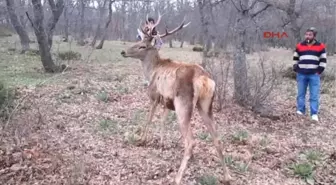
<box><xmin>57</xmin><ymin>51</ymin><xmax>81</xmax><ymax>60</ymax></box>
<box><xmin>206</xmin><ymin>50</ymin><xmax>220</xmax><ymax>57</ymax></box>
<box><xmin>0</xmin><ymin>81</ymin><xmax>14</xmax><ymax>119</ymax></box>
<box><xmin>7</xmin><ymin>48</ymin><xmax>16</xmax><ymax>52</ymax></box>
<box><xmin>26</xmin><ymin>49</ymin><xmax>40</xmax><ymax>56</ymax></box>
<box><xmin>192</xmin><ymin>46</ymin><xmax>204</xmax><ymax>52</ymax></box>
<box><xmin>0</xmin><ymin>27</ymin><xmax>12</xmax><ymax>37</ymax></box>
<box><xmin>320</xmin><ymin>69</ymin><xmax>336</xmax><ymax>82</ymax></box>
<box><xmin>290</xmin><ymin>162</ymin><xmax>314</xmax><ymax>184</ymax></box>
<box><xmin>281</xmin><ymin>66</ymin><xmax>296</xmax><ymax>79</ymax></box>
<box><xmin>197</xmin><ymin>174</ymin><xmax>218</xmax><ymax>185</ymax></box>
<box><xmin>232</xmin><ymin>130</ymin><xmax>249</xmax><ymax>144</ymax></box>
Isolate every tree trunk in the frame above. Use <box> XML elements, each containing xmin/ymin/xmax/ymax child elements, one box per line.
<box><xmin>169</xmin><ymin>39</ymin><xmax>173</xmax><ymax>48</ymax></box>
<box><xmin>121</xmin><ymin>0</ymin><xmax>126</xmax><ymax>41</ymax></box>
<box><xmin>190</xmin><ymin>35</ymin><xmax>195</xmax><ymax>45</ymax></box>
<box><xmin>288</xmin><ymin>0</ymin><xmax>301</xmax><ymax>44</ymax></box>
<box><xmin>180</xmin><ymin>40</ymin><xmax>184</xmax><ymax>48</ymax></box>
<box><xmin>46</xmin><ymin>0</ymin><xmax>64</xmax><ymax>50</ymax></box>
<box><xmin>29</xmin><ymin>0</ymin><xmax>60</xmax><ymax>73</ymax></box>
<box><xmin>197</xmin><ymin>0</ymin><xmax>211</xmax><ymax>67</ymax></box>
<box><xmin>91</xmin><ymin>0</ymin><xmax>108</xmax><ymax>47</ymax></box>
<box><xmin>96</xmin><ymin>0</ymin><xmax>114</xmax><ymax>49</ymax></box>
<box><xmin>91</xmin><ymin>25</ymin><xmax>100</xmax><ymax>46</ymax></box>
<box><xmin>19</xmin><ymin>0</ymin><xmax>27</xmax><ymax>30</ymax></box>
<box><xmin>63</xmin><ymin>1</ymin><xmax>69</xmax><ymax>42</ymax></box>
<box><xmin>6</xmin><ymin>0</ymin><xmax>30</xmax><ymax>53</ymax></box>
<box><xmin>233</xmin><ymin>7</ymin><xmax>251</xmax><ymax>106</ymax></box>
<box><xmin>77</xmin><ymin>0</ymin><xmax>86</xmax><ymax>46</ymax></box>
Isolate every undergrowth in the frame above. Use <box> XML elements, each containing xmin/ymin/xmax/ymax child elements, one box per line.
<box><xmin>0</xmin><ymin>80</ymin><xmax>15</xmax><ymax>120</ymax></box>
<box><xmin>57</xmin><ymin>51</ymin><xmax>82</xmax><ymax>60</ymax></box>
<box><xmin>288</xmin><ymin>149</ymin><xmax>325</xmax><ymax>184</ymax></box>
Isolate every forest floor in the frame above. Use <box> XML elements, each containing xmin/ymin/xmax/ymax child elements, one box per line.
<box><xmin>1</xmin><ymin>35</ymin><xmax>336</xmax><ymax>185</ymax></box>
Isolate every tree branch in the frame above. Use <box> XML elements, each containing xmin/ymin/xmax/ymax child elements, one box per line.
<box><xmin>248</xmin><ymin>0</ymin><xmax>258</xmax><ymax>11</ymax></box>
<box><xmin>25</xmin><ymin>12</ymin><xmax>38</xmax><ymax>32</ymax></box>
<box><xmin>46</xmin><ymin>0</ymin><xmax>64</xmax><ymax>49</ymax></box>
<box><xmin>230</xmin><ymin>0</ymin><xmax>240</xmax><ymax>12</ymax></box>
<box><xmin>210</xmin><ymin>0</ymin><xmax>228</xmax><ymax>7</ymax></box>
<box><xmin>251</xmin><ymin>3</ymin><xmax>271</xmax><ymax>18</ymax></box>
<box><xmin>47</xmin><ymin>0</ymin><xmax>64</xmax><ymax>33</ymax></box>
<box><xmin>257</xmin><ymin>0</ymin><xmax>287</xmax><ymax>11</ymax></box>
<box><xmin>281</xmin><ymin>17</ymin><xmax>291</xmax><ymax>28</ymax></box>
<box><xmin>239</xmin><ymin>0</ymin><xmax>245</xmax><ymax>11</ymax></box>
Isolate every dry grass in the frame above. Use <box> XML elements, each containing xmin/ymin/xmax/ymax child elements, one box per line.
<box><xmin>0</xmin><ymin>35</ymin><xmax>336</xmax><ymax>185</ymax></box>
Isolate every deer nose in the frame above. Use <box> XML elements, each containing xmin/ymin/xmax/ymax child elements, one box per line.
<box><xmin>121</xmin><ymin>51</ymin><xmax>125</xmax><ymax>55</ymax></box>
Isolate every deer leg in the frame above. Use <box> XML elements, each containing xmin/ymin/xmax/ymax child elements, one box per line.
<box><xmin>159</xmin><ymin>108</ymin><xmax>169</xmax><ymax>148</ymax></box>
<box><xmin>140</xmin><ymin>100</ymin><xmax>158</xmax><ymax>143</ymax></box>
<box><xmin>198</xmin><ymin>98</ymin><xmax>232</xmax><ymax>184</ymax></box>
<box><xmin>174</xmin><ymin>99</ymin><xmax>195</xmax><ymax>185</ymax></box>
<box><xmin>175</xmin><ymin>120</ymin><xmax>194</xmax><ymax>185</ymax></box>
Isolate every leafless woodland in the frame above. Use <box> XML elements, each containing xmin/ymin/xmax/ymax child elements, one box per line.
<box><xmin>0</xmin><ymin>0</ymin><xmax>336</xmax><ymax>185</ymax></box>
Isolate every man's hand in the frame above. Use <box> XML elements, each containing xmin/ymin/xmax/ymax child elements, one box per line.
<box><xmin>293</xmin><ymin>64</ymin><xmax>298</xmax><ymax>72</ymax></box>
<box><xmin>317</xmin><ymin>66</ymin><xmax>324</xmax><ymax>75</ymax></box>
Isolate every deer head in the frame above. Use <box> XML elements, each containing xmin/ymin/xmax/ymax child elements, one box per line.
<box><xmin>120</xmin><ymin>13</ymin><xmax>191</xmax><ymax>60</ymax></box>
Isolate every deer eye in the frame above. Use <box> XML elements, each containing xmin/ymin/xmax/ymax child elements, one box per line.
<box><xmin>139</xmin><ymin>46</ymin><xmax>146</xmax><ymax>49</ymax></box>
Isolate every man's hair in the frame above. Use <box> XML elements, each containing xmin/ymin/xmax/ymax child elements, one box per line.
<box><xmin>148</xmin><ymin>17</ymin><xmax>155</xmax><ymax>23</ymax></box>
<box><xmin>306</xmin><ymin>27</ymin><xmax>317</xmax><ymax>36</ymax></box>
<box><xmin>145</xmin><ymin>17</ymin><xmax>157</xmax><ymax>35</ymax></box>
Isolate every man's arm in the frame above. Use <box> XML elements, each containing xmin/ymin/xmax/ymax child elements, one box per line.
<box><xmin>318</xmin><ymin>44</ymin><xmax>327</xmax><ymax>74</ymax></box>
<box><xmin>293</xmin><ymin>47</ymin><xmax>299</xmax><ymax>62</ymax></box>
<box><xmin>293</xmin><ymin>44</ymin><xmax>299</xmax><ymax>72</ymax></box>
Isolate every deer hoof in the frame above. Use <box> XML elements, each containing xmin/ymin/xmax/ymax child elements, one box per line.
<box><xmin>222</xmin><ymin>174</ymin><xmax>232</xmax><ymax>185</ymax></box>
<box><xmin>174</xmin><ymin>178</ymin><xmax>181</xmax><ymax>185</ymax></box>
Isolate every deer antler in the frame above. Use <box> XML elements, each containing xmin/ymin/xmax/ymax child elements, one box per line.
<box><xmin>146</xmin><ymin>14</ymin><xmax>149</xmax><ymax>24</ymax></box>
<box><xmin>159</xmin><ymin>17</ymin><xmax>191</xmax><ymax>38</ymax></box>
<box><xmin>140</xmin><ymin>13</ymin><xmax>190</xmax><ymax>39</ymax></box>
<box><xmin>152</xmin><ymin>12</ymin><xmax>163</xmax><ymax>29</ymax></box>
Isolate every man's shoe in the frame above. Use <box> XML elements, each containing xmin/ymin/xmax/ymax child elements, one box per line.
<box><xmin>311</xmin><ymin>114</ymin><xmax>319</xmax><ymax>122</ymax></box>
<box><xmin>296</xmin><ymin>111</ymin><xmax>304</xmax><ymax>115</ymax></box>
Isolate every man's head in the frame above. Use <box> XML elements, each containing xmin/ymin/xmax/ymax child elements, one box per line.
<box><xmin>147</xmin><ymin>17</ymin><xmax>155</xmax><ymax>24</ymax></box>
<box><xmin>305</xmin><ymin>27</ymin><xmax>317</xmax><ymax>43</ymax></box>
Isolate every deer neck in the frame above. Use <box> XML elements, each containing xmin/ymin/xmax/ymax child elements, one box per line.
<box><xmin>140</xmin><ymin>50</ymin><xmax>161</xmax><ymax>81</ymax></box>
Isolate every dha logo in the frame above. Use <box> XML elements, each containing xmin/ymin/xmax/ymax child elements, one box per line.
<box><xmin>263</xmin><ymin>32</ymin><xmax>289</xmax><ymax>39</ymax></box>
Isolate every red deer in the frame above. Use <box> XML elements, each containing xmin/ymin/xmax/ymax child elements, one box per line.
<box><xmin>120</xmin><ymin>14</ymin><xmax>232</xmax><ymax>185</ymax></box>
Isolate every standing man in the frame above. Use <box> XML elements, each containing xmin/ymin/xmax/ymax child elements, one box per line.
<box><xmin>293</xmin><ymin>27</ymin><xmax>327</xmax><ymax>121</ymax></box>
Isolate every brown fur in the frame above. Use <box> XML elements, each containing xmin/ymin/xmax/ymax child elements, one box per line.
<box><xmin>120</xmin><ymin>19</ymin><xmax>232</xmax><ymax>185</ymax></box>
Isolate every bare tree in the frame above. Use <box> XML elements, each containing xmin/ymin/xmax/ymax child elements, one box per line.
<box><xmin>77</xmin><ymin>0</ymin><xmax>86</xmax><ymax>46</ymax></box>
<box><xmin>259</xmin><ymin>0</ymin><xmax>305</xmax><ymax>45</ymax></box>
<box><xmin>96</xmin><ymin>0</ymin><xmax>115</xmax><ymax>49</ymax></box>
<box><xmin>90</xmin><ymin>0</ymin><xmax>108</xmax><ymax>47</ymax></box>
<box><xmin>27</xmin><ymin>0</ymin><xmax>64</xmax><ymax>73</ymax></box>
<box><xmin>18</xmin><ymin>0</ymin><xmax>27</xmax><ymax>30</ymax></box>
<box><xmin>46</xmin><ymin>0</ymin><xmax>65</xmax><ymax>49</ymax></box>
<box><xmin>62</xmin><ymin>0</ymin><xmax>69</xmax><ymax>42</ymax></box>
<box><xmin>5</xmin><ymin>0</ymin><xmax>30</xmax><ymax>53</ymax></box>
<box><xmin>197</xmin><ymin>0</ymin><xmax>212</xmax><ymax>67</ymax></box>
<box><xmin>229</xmin><ymin>0</ymin><xmax>270</xmax><ymax>106</ymax></box>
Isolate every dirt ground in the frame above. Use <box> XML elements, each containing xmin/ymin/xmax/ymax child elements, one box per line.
<box><xmin>0</xmin><ymin>36</ymin><xmax>336</xmax><ymax>185</ymax></box>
